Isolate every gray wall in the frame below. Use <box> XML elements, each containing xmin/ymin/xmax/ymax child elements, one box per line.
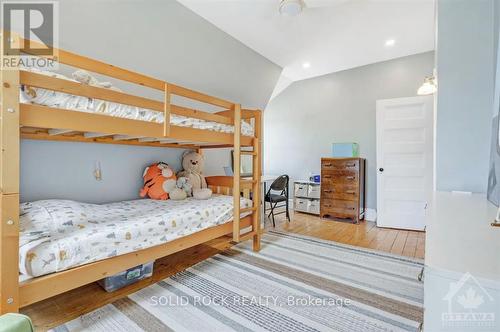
<box><xmin>436</xmin><ymin>0</ymin><xmax>495</xmax><ymax>193</ymax></box>
<box><xmin>495</xmin><ymin>0</ymin><xmax>500</xmax><ymax>78</ymax></box>
<box><xmin>264</xmin><ymin>52</ymin><xmax>435</xmax><ymax>209</ymax></box>
<box><xmin>20</xmin><ymin>0</ymin><xmax>282</xmax><ymax>203</ymax></box>
<box><xmin>55</xmin><ymin>0</ymin><xmax>281</xmax><ymax>110</ymax></box>
<box><xmin>21</xmin><ymin>140</ymin><xmax>186</xmax><ymax>203</ymax></box>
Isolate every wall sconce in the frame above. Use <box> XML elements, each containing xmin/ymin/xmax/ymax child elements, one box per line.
<box><xmin>94</xmin><ymin>161</ymin><xmax>102</xmax><ymax>181</ymax></box>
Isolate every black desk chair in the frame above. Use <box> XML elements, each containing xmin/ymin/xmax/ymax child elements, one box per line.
<box><xmin>264</xmin><ymin>175</ymin><xmax>290</xmax><ymax>227</ymax></box>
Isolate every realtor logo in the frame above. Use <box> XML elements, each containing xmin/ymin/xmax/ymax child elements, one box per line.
<box><xmin>1</xmin><ymin>1</ymin><xmax>59</xmax><ymax>69</ymax></box>
<box><xmin>442</xmin><ymin>272</ymin><xmax>495</xmax><ymax>330</ymax></box>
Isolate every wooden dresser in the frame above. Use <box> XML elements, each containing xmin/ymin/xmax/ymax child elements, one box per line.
<box><xmin>320</xmin><ymin>158</ymin><xmax>366</xmax><ymax>223</ymax></box>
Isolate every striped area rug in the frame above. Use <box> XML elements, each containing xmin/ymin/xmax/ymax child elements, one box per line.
<box><xmin>52</xmin><ymin>230</ymin><xmax>424</xmax><ymax>332</ymax></box>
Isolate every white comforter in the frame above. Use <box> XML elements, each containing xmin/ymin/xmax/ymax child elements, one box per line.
<box><xmin>19</xmin><ymin>195</ymin><xmax>252</xmax><ymax>277</ymax></box>
<box><xmin>20</xmin><ymin>68</ymin><xmax>254</xmax><ymax>136</ymax></box>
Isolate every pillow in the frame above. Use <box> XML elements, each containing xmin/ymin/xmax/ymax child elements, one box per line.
<box><xmin>19</xmin><ymin>202</ymin><xmax>52</xmax><ymax>246</ymax></box>
<box><xmin>21</xmin><ymin>200</ymin><xmax>89</xmax><ymax>236</ymax></box>
<box><xmin>72</xmin><ymin>70</ymin><xmax>122</xmax><ymax>92</ymax></box>
<box><xmin>72</xmin><ymin>69</ymin><xmax>99</xmax><ymax>86</ymax></box>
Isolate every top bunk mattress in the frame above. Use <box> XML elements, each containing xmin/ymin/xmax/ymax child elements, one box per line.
<box><xmin>19</xmin><ymin>68</ymin><xmax>254</xmax><ymax>137</ymax></box>
<box><xmin>19</xmin><ymin>195</ymin><xmax>253</xmax><ymax>277</ymax></box>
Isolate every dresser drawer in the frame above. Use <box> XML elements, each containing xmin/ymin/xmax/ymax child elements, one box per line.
<box><xmin>321</xmin><ymin>180</ymin><xmax>358</xmax><ymax>193</ymax></box>
<box><xmin>321</xmin><ymin>159</ymin><xmax>359</xmax><ymax>171</ymax></box>
<box><xmin>321</xmin><ymin>199</ymin><xmax>357</xmax><ymax>210</ymax></box>
<box><xmin>321</xmin><ymin>171</ymin><xmax>358</xmax><ymax>185</ymax></box>
<box><xmin>321</xmin><ymin>187</ymin><xmax>358</xmax><ymax>201</ymax></box>
<box><xmin>321</xmin><ymin>199</ymin><xmax>358</xmax><ymax>216</ymax></box>
<box><xmin>321</xmin><ymin>209</ymin><xmax>357</xmax><ymax>220</ymax></box>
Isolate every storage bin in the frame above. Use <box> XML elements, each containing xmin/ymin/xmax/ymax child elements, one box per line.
<box><xmin>294</xmin><ymin>198</ymin><xmax>309</xmax><ymax>212</ymax></box>
<box><xmin>332</xmin><ymin>142</ymin><xmax>359</xmax><ymax>157</ymax></box>
<box><xmin>308</xmin><ymin>199</ymin><xmax>320</xmax><ymax>215</ymax></box>
<box><xmin>294</xmin><ymin>183</ymin><xmax>309</xmax><ymax>198</ymax></box>
<box><xmin>98</xmin><ymin>261</ymin><xmax>154</xmax><ymax>292</ymax></box>
<box><xmin>308</xmin><ymin>184</ymin><xmax>321</xmax><ymax>199</ymax></box>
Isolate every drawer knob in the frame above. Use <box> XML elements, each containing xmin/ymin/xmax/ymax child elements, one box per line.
<box><xmin>346</xmin><ymin>176</ymin><xmax>355</xmax><ymax>180</ymax></box>
<box><xmin>324</xmin><ymin>204</ymin><xmax>332</xmax><ymax>207</ymax></box>
<box><xmin>324</xmin><ymin>163</ymin><xmax>332</xmax><ymax>167</ymax></box>
<box><xmin>324</xmin><ymin>189</ymin><xmax>333</xmax><ymax>193</ymax></box>
<box><xmin>347</xmin><ymin>163</ymin><xmax>356</xmax><ymax>167</ymax></box>
<box><xmin>379</xmin><ymin>168</ymin><xmax>384</xmax><ymax>172</ymax></box>
<box><xmin>324</xmin><ymin>175</ymin><xmax>331</xmax><ymax>179</ymax></box>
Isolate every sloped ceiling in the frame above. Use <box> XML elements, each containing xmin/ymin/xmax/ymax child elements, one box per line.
<box><xmin>178</xmin><ymin>0</ymin><xmax>435</xmax><ymax>82</ymax></box>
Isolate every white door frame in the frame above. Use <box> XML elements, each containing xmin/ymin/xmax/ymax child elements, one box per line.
<box><xmin>376</xmin><ymin>96</ymin><xmax>434</xmax><ymax>231</ymax></box>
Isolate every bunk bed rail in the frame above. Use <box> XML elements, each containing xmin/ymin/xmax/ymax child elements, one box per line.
<box><xmin>11</xmin><ymin>34</ymin><xmax>260</xmax><ymax>149</ymax></box>
<box><xmin>19</xmin><ymin>216</ymin><xmax>254</xmax><ymax>308</ymax></box>
<box><xmin>19</xmin><ymin>71</ymin><xmax>236</xmax><ymax>126</ymax></box>
<box><xmin>0</xmin><ymin>32</ymin><xmax>262</xmax><ymax>314</ymax></box>
<box><xmin>18</xmin><ymin>37</ymin><xmax>234</xmax><ymax>109</ymax></box>
<box><xmin>206</xmin><ymin>176</ymin><xmax>254</xmax><ymax>197</ymax></box>
<box><xmin>18</xmin><ymin>178</ymin><xmax>256</xmax><ymax>308</ymax></box>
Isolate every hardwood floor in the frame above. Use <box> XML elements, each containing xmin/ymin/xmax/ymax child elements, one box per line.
<box><xmin>272</xmin><ymin>211</ymin><xmax>425</xmax><ymax>259</ymax></box>
<box><xmin>21</xmin><ymin>237</ymin><xmax>235</xmax><ymax>331</ymax></box>
<box><xmin>22</xmin><ymin>211</ymin><xmax>425</xmax><ymax>331</ymax></box>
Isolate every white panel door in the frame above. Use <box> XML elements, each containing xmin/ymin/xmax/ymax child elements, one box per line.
<box><xmin>376</xmin><ymin>96</ymin><xmax>434</xmax><ymax>230</ymax></box>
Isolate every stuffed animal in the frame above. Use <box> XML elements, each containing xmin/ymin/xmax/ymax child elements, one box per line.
<box><xmin>177</xmin><ymin>177</ymin><xmax>193</xmax><ymax>196</ymax></box>
<box><xmin>169</xmin><ymin>177</ymin><xmax>192</xmax><ymax>201</ymax></box>
<box><xmin>169</xmin><ymin>187</ymin><xmax>186</xmax><ymax>201</ymax></box>
<box><xmin>139</xmin><ymin>162</ymin><xmax>177</xmax><ymax>200</ymax></box>
<box><xmin>177</xmin><ymin>151</ymin><xmax>212</xmax><ymax>200</ymax></box>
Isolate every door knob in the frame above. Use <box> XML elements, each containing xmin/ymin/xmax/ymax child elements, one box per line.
<box><xmin>379</xmin><ymin>168</ymin><xmax>384</xmax><ymax>172</ymax></box>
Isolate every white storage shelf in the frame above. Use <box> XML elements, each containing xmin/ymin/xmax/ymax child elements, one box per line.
<box><xmin>294</xmin><ymin>181</ymin><xmax>320</xmax><ymax>215</ymax></box>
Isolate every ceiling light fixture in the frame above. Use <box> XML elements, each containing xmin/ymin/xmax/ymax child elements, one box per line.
<box><xmin>385</xmin><ymin>39</ymin><xmax>396</xmax><ymax>47</ymax></box>
<box><xmin>279</xmin><ymin>0</ymin><xmax>305</xmax><ymax>16</ymax></box>
<box><xmin>417</xmin><ymin>76</ymin><xmax>437</xmax><ymax>95</ymax></box>
<box><xmin>302</xmin><ymin>62</ymin><xmax>311</xmax><ymax>69</ymax></box>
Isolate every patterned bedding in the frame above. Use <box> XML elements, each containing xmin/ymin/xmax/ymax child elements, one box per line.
<box><xmin>19</xmin><ymin>195</ymin><xmax>253</xmax><ymax>277</ymax></box>
<box><xmin>19</xmin><ymin>68</ymin><xmax>254</xmax><ymax>136</ymax></box>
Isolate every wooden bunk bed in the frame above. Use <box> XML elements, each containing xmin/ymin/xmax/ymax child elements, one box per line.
<box><xmin>0</xmin><ymin>35</ymin><xmax>262</xmax><ymax>314</ymax></box>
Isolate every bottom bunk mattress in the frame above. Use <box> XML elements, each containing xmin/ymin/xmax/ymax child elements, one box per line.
<box><xmin>19</xmin><ymin>195</ymin><xmax>253</xmax><ymax>277</ymax></box>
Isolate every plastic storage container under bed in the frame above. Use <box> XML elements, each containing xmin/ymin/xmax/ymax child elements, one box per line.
<box><xmin>98</xmin><ymin>261</ymin><xmax>154</xmax><ymax>292</ymax></box>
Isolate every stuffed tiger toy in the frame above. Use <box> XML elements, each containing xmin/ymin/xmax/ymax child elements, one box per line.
<box><xmin>139</xmin><ymin>162</ymin><xmax>177</xmax><ymax>200</ymax></box>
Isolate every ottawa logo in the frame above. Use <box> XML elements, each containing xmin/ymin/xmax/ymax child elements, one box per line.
<box><xmin>442</xmin><ymin>272</ymin><xmax>495</xmax><ymax>329</ymax></box>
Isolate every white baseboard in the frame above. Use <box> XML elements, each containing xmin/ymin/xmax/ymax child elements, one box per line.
<box><xmin>365</xmin><ymin>208</ymin><xmax>377</xmax><ymax>222</ymax></box>
<box><xmin>291</xmin><ymin>200</ymin><xmax>377</xmax><ymax>222</ymax></box>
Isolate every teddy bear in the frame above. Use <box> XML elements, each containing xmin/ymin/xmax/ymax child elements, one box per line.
<box><xmin>139</xmin><ymin>162</ymin><xmax>177</xmax><ymax>200</ymax></box>
<box><xmin>177</xmin><ymin>177</ymin><xmax>193</xmax><ymax>196</ymax></box>
<box><xmin>177</xmin><ymin>151</ymin><xmax>212</xmax><ymax>200</ymax></box>
<box><xmin>168</xmin><ymin>177</ymin><xmax>192</xmax><ymax>201</ymax></box>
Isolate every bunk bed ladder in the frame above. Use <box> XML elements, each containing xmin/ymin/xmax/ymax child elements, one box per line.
<box><xmin>233</xmin><ymin>104</ymin><xmax>242</xmax><ymax>242</ymax></box>
<box><xmin>232</xmin><ymin>105</ymin><xmax>261</xmax><ymax>251</ymax></box>
<box><xmin>163</xmin><ymin>83</ymin><xmax>171</xmax><ymax>136</ymax></box>
<box><xmin>0</xmin><ymin>65</ymin><xmax>21</xmax><ymax>314</ymax></box>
